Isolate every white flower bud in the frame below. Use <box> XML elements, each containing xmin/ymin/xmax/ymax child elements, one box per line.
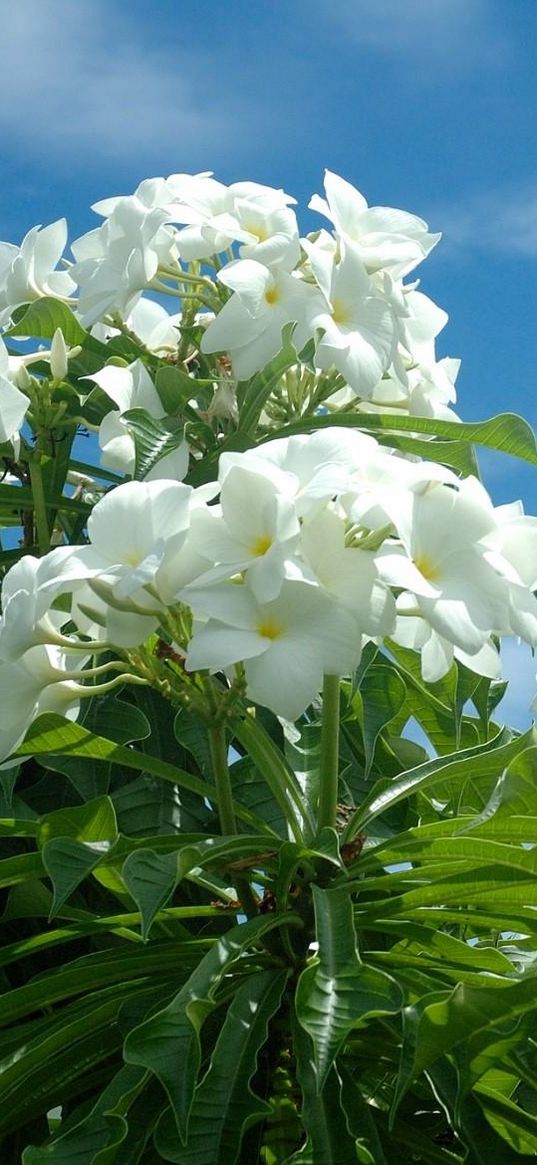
<box><xmin>50</xmin><ymin>328</ymin><xmax>68</xmax><ymax>381</ymax></box>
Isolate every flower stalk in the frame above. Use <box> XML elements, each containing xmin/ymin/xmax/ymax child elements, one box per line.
<box><xmin>317</xmin><ymin>674</ymin><xmax>341</xmax><ymax>832</ymax></box>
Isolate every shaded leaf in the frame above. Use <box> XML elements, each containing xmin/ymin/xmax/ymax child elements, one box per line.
<box><xmin>295</xmin><ymin>887</ymin><xmax>402</xmax><ymax>1089</ymax></box>
<box><xmin>124</xmin><ymin>912</ymin><xmax>299</xmax><ymax>1142</ymax></box>
<box><xmin>22</xmin><ymin>1114</ymin><xmax>127</xmax><ymax>1164</ymax></box>
<box><xmin>155</xmin><ymin>969</ymin><xmax>287</xmax><ymax>1163</ymax></box>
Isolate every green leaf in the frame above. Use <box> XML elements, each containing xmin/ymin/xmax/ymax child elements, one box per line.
<box><xmin>155</xmin><ymin>365</ymin><xmax>207</xmax><ymax>414</ymax></box>
<box><xmin>291</xmin><ymin>1006</ymin><xmax>362</xmax><ymax>1165</ymax></box>
<box><xmin>0</xmin><ymin>850</ymin><xmax>44</xmax><ymax>889</ymax></box>
<box><xmin>338</xmin><ymin>1065</ymin><xmax>388</xmax><ymax>1165</ymax></box>
<box><xmin>295</xmin><ymin>887</ymin><xmax>403</xmax><ymax>1089</ymax></box>
<box><xmin>427</xmin><ymin>1058</ymin><xmax>528</xmax><ymax>1165</ymax></box>
<box><xmin>124</xmin><ymin>912</ymin><xmax>300</xmax><ymax>1142</ymax></box>
<box><xmin>42</xmin><ymin>838</ymin><xmax>109</xmax><ymax>917</ymax></box>
<box><xmin>35</xmin><ymin>796</ymin><xmax>120</xmax><ymax>913</ymax></box>
<box><xmin>230</xmin><ymin>710</ymin><xmax>314</xmax><ymax>842</ymax></box>
<box><xmin>155</xmin><ymin>969</ymin><xmax>288</xmax><ymax>1163</ymax></box>
<box><xmin>121</xmin><ymin>407</ymin><xmax>185</xmax><ymax>480</ymax></box>
<box><xmin>121</xmin><ymin>849</ymin><xmax>178</xmax><ymax>940</ymax></box>
<box><xmin>7</xmin><ymin>298</ymin><xmax>87</xmax><ymax>346</ymax></box>
<box><xmin>20</xmin><ymin>1065</ymin><xmax>152</xmax><ymax>1165</ymax></box>
<box><xmin>346</xmin><ymin>726</ymin><xmax>536</xmax><ymax>834</ymax></box>
<box><xmin>385</xmin><ymin>643</ymin><xmax>480</xmax><ymax>755</ymax></box>
<box><xmin>22</xmin><ymin>1114</ymin><xmax>127</xmax><ymax>1164</ymax></box>
<box><xmin>353</xmin><ymin>663</ymin><xmax>407</xmax><ymax>777</ymax></box>
<box><xmin>457</xmin><ymin>745</ymin><xmax>537</xmax><ymax>834</ymax></box>
<box><xmin>0</xmin><ymin>481</ymin><xmax>90</xmax><ymax>516</ymax></box>
<box><xmin>284</xmin><ymin>720</ymin><xmax>322</xmax><ymax>823</ymax></box>
<box><xmin>230</xmin><ymin>754</ymin><xmax>288</xmax><ymax>837</ymax></box>
<box><xmin>393</xmin><ymin>975</ymin><xmax>537</xmax><ymax>1119</ymax></box>
<box><xmin>121</xmin><ymin>836</ymin><xmax>281</xmax><ymax>938</ymax></box>
<box><xmin>37</xmin><ymin>795</ymin><xmax>118</xmax><ymax>848</ymax></box>
<box><xmin>0</xmin><ymin>996</ymin><xmax>128</xmax><ymax>1137</ymax></box>
<box><xmin>271</xmin><ymin>409</ymin><xmax>537</xmax><ymax>466</ymax></box>
<box><xmin>12</xmin><ymin>713</ymin><xmax>261</xmax><ymax>832</ymax></box>
<box><xmin>474</xmin><ymin>1083</ymin><xmax>537</xmax><ymax>1155</ymax></box>
<box><xmin>238</xmin><ymin>324</ymin><xmax>299</xmax><ymax>435</ymax></box>
<box><xmin>173</xmin><ymin>706</ymin><xmax>213</xmax><ymax>778</ymax></box>
<box><xmin>0</xmin><ymin>944</ymin><xmax>196</xmax><ymax>1027</ymax></box>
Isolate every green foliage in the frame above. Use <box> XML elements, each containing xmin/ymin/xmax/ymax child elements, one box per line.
<box><xmin>1</xmin><ymin>325</ymin><xmax>537</xmax><ymax>1162</ymax></box>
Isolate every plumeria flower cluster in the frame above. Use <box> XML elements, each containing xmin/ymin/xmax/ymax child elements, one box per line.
<box><xmin>1</xmin><ymin>427</ymin><xmax>536</xmax><ymax>759</ymax></box>
<box><xmin>0</xmin><ymin>169</ymin><xmax>461</xmax><ymax>470</ymax></box>
<box><xmin>0</xmin><ymin>170</ymin><xmax>535</xmax><ymax>746</ymax></box>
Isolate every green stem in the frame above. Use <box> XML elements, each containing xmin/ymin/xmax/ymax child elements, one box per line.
<box><xmin>230</xmin><ymin>712</ymin><xmax>312</xmax><ymax>843</ymax></box>
<box><xmin>317</xmin><ymin>674</ymin><xmax>341</xmax><ymax>832</ymax></box>
<box><xmin>208</xmin><ymin>720</ymin><xmax>237</xmax><ymax>837</ymax></box>
<box><xmin>207</xmin><ymin>721</ymin><xmax>259</xmax><ymax>918</ymax></box>
<box><xmin>28</xmin><ymin>457</ymin><xmax>51</xmax><ymax>555</ymax></box>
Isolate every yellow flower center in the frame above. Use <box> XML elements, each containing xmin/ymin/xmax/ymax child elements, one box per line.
<box><xmin>413</xmin><ymin>553</ymin><xmax>441</xmax><ymax>583</ymax></box>
<box><xmin>125</xmin><ymin>550</ymin><xmax>143</xmax><ymax>567</ymax></box>
<box><xmin>245</xmin><ymin>223</ymin><xmax>268</xmax><ymax>241</ymax></box>
<box><xmin>331</xmin><ymin>297</ymin><xmax>350</xmax><ymax>325</ymax></box>
<box><xmin>257</xmin><ymin>618</ymin><xmax>283</xmax><ymax>640</ymax></box>
<box><xmin>264</xmin><ymin>285</ymin><xmax>280</xmax><ymax>305</ymax></box>
<box><xmin>250</xmin><ymin>534</ymin><xmax>273</xmax><ymax>557</ymax></box>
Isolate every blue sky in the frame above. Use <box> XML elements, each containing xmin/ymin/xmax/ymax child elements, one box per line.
<box><xmin>0</xmin><ymin>0</ymin><xmax>535</xmax><ymax>724</ymax></box>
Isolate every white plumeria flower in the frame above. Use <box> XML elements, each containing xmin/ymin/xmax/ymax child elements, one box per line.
<box><xmin>0</xmin><ymin>580</ymin><xmax>70</xmax><ymax>662</ymax></box>
<box><xmin>70</xmin><ymin>575</ymin><xmax>162</xmax><ymax>648</ymax></box>
<box><xmin>71</xmin><ymin>198</ymin><xmax>177</xmax><ymax>326</ymax></box>
<box><xmin>164</xmin><ymin>175</ymin><xmax>298</xmax><ymax>263</ymax></box>
<box><xmin>0</xmin><ymin>219</ymin><xmax>75</xmax><ymax>325</ymax></box>
<box><xmin>86</xmin><ymin>359</ymin><xmax>189</xmax><ymax>480</ymax></box>
<box><xmin>299</xmin><ymin>506</ymin><xmax>396</xmax><ymax>637</ymax></box>
<box><xmin>0</xmin><ymin>545</ymin><xmax>161</xmax><ymax>654</ymax></box>
<box><xmin>185</xmin><ymin>464</ymin><xmax>301</xmax><ymax>602</ymax></box>
<box><xmin>91</xmin><ymin>174</ymin><xmax>194</xmax><ymax>217</ymax></box>
<box><xmin>0</xmin><ymin>644</ymin><xmax>89</xmax><ymax>763</ymax></box>
<box><xmin>304</xmin><ymin>236</ymin><xmax>396</xmax><ymax>398</ymax></box>
<box><xmin>400</xmin><ymin>287</ymin><xmax>448</xmax><ymax>357</ymax></box>
<box><xmin>219</xmin><ymin>427</ymin><xmax>381</xmax><ymax>516</ymax></box>
<box><xmin>235</xmin><ymin>203</ymin><xmax>300</xmax><ymax>271</ymax></box>
<box><xmin>52</xmin><ymin>479</ymin><xmax>194</xmax><ymax>606</ymax></box>
<box><xmin>309</xmin><ymin>170</ymin><xmax>440</xmax><ymax>278</ymax></box>
<box><xmin>341</xmin><ymin>452</ymin><xmax>459</xmax><ymax>533</ymax></box>
<box><xmin>358</xmin><ymin>354</ymin><xmax>460</xmax><ymax>421</ymax></box>
<box><xmin>91</xmin><ymin>298</ymin><xmax>182</xmax><ymax>355</ymax></box>
<box><xmin>481</xmin><ymin>504</ymin><xmax>537</xmax><ymax>644</ymax></box>
<box><xmin>0</xmin><ymin>336</ymin><xmax>30</xmax><ymax>444</ymax></box>
<box><xmin>377</xmin><ymin>477</ymin><xmax>511</xmax><ymax>653</ymax></box>
<box><xmin>393</xmin><ymin>593</ymin><xmax>501</xmax><ymax>683</ymax></box>
<box><xmin>185</xmin><ymin>578</ymin><xmax>362</xmax><ymax>721</ymax></box>
<box><xmin>125</xmin><ymin>299</ymin><xmax>181</xmax><ymax>353</ymax></box>
<box><xmin>200</xmin><ymin>259</ymin><xmax>320</xmax><ymax>381</ymax></box>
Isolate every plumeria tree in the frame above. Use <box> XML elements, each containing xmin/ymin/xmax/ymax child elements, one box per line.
<box><xmin>0</xmin><ymin>169</ymin><xmax>536</xmax><ymax>1163</ymax></box>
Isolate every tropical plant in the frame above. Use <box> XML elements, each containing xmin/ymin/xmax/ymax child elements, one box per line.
<box><xmin>0</xmin><ymin>170</ymin><xmax>536</xmax><ymax>1163</ymax></box>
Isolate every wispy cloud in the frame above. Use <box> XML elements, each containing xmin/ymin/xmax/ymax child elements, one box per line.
<box><xmin>317</xmin><ymin>0</ymin><xmax>510</xmax><ymax>75</ymax></box>
<box><xmin>436</xmin><ymin>185</ymin><xmax>537</xmax><ymax>258</ymax></box>
<box><xmin>0</xmin><ymin>0</ymin><xmax>242</xmax><ymax>166</ymax></box>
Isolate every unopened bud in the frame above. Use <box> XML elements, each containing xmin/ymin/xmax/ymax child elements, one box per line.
<box><xmin>12</xmin><ymin>362</ymin><xmax>32</xmax><ymax>392</ymax></box>
<box><xmin>50</xmin><ymin>328</ymin><xmax>68</xmax><ymax>381</ymax></box>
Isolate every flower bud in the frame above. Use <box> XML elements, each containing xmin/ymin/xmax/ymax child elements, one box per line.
<box><xmin>50</xmin><ymin>328</ymin><xmax>68</xmax><ymax>381</ymax></box>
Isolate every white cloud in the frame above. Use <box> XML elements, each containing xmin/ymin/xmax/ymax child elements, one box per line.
<box><xmin>0</xmin><ymin>0</ymin><xmax>240</xmax><ymax>164</ymax></box>
<box><xmin>319</xmin><ymin>0</ymin><xmax>510</xmax><ymax>73</ymax></box>
<box><xmin>436</xmin><ymin>185</ymin><xmax>537</xmax><ymax>258</ymax></box>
